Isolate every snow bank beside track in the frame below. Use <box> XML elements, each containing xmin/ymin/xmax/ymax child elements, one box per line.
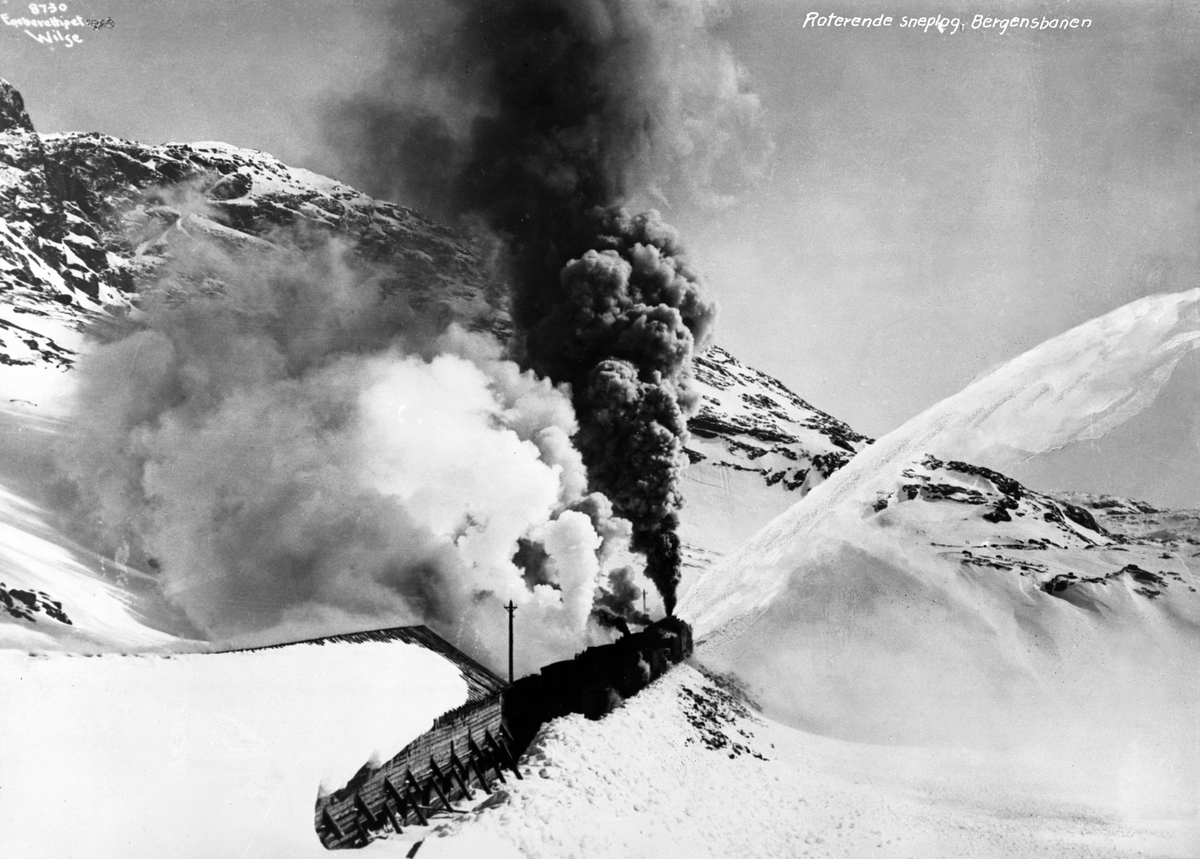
<box><xmin>422</xmin><ymin>665</ymin><xmax>1194</xmax><ymax>858</ymax></box>
<box><xmin>0</xmin><ymin>640</ymin><xmax>467</xmax><ymax>858</ymax></box>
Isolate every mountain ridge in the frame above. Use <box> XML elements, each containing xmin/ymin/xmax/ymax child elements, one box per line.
<box><xmin>2</xmin><ymin>79</ymin><xmax>1197</xmax><ymax>653</ymax></box>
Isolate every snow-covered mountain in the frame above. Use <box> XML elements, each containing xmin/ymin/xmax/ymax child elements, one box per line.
<box><xmin>681</xmin><ymin>291</ymin><xmax>1200</xmax><ymax>758</ymax></box>
<box><xmin>0</xmin><ymin>79</ymin><xmax>505</xmax><ymax>375</ymax></box>
<box><xmin>3</xmin><ymin>77</ymin><xmax>1200</xmax><ymax>661</ymax></box>
<box><xmin>678</xmin><ymin>345</ymin><xmax>873</xmax><ymax>576</ymax></box>
<box><xmin>5</xmin><ymin>79</ymin><xmax>1200</xmax><ymax>858</ymax></box>
<box><xmin>681</xmin><ymin>350</ymin><xmax>1200</xmax><ymax>627</ymax></box>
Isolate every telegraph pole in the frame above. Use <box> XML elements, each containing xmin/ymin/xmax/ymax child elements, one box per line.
<box><xmin>642</xmin><ymin>589</ymin><xmax>647</xmax><ymax>616</ymax></box>
<box><xmin>504</xmin><ymin>600</ymin><xmax>517</xmax><ymax>683</ymax></box>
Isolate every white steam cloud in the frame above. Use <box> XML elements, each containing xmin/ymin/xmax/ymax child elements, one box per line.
<box><xmin>57</xmin><ymin>229</ymin><xmax>636</xmax><ymax>673</ymax></box>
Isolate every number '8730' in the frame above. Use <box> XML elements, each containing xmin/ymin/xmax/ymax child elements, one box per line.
<box><xmin>29</xmin><ymin>3</ymin><xmax>68</xmax><ymax>13</ymax></box>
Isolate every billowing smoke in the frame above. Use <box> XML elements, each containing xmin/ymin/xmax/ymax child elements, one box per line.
<box><xmin>57</xmin><ymin>224</ymin><xmax>632</xmax><ymax>674</ymax></box>
<box><xmin>535</xmin><ymin>208</ymin><xmax>715</xmax><ymax>613</ymax></box>
<box><xmin>329</xmin><ymin>0</ymin><xmax>768</xmax><ymax>613</ymax></box>
<box><xmin>593</xmin><ymin>566</ymin><xmax>651</xmax><ymax>635</ymax></box>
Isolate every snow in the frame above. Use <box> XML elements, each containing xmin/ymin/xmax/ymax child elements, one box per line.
<box><xmin>672</xmin><ymin>289</ymin><xmax>1200</xmax><ymax>821</ymax></box>
<box><xmin>183</xmin><ymin>211</ymin><xmax>279</xmax><ymax>249</ymax></box>
<box><xmin>5</xmin><ymin>114</ymin><xmax>1200</xmax><ymax>858</ymax></box>
<box><xmin>682</xmin><ymin>288</ymin><xmax>1200</xmax><ymax>641</ymax></box>
<box><xmin>3</xmin><ymin>279</ymin><xmax>1196</xmax><ymax>856</ymax></box>
<box><xmin>0</xmin><ymin>219</ymin><xmax>68</xmax><ymax>293</ymax></box>
<box><xmin>678</xmin><ymin>463</ymin><xmax>797</xmax><ymax>574</ymax></box>
<box><xmin>0</xmin><ymin>376</ymin><xmax>479</xmax><ymax>857</ymax></box>
<box><xmin>0</xmin><ymin>377</ymin><xmax>187</xmax><ymax>651</ymax></box>
<box><xmin>187</xmin><ymin>140</ymin><xmax>265</xmax><ymax>155</ymax></box>
<box><xmin>0</xmin><ymin>639</ymin><xmax>469</xmax><ymax>859</ymax></box>
<box><xmin>179</xmin><ymin>140</ymin><xmax>362</xmax><ymax>199</ymax></box>
<box><xmin>676</xmin><ymin>346</ymin><xmax>872</xmax><ymax>596</ymax></box>
<box><xmin>422</xmin><ymin>665</ymin><xmax>1200</xmax><ymax>858</ymax></box>
<box><xmin>0</xmin><ymin>482</ymin><xmax>181</xmax><ymax>651</ymax></box>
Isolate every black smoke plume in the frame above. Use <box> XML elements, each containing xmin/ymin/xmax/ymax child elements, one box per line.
<box><xmin>330</xmin><ymin>0</ymin><xmax>768</xmax><ymax>613</ymax></box>
<box><xmin>594</xmin><ymin>566</ymin><xmax>652</xmax><ymax>635</ymax></box>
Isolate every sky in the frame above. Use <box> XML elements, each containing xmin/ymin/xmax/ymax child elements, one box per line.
<box><xmin>5</xmin><ymin>0</ymin><xmax>1200</xmax><ymax>507</ymax></box>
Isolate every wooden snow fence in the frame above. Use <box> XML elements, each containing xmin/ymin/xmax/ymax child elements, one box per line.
<box><xmin>295</xmin><ymin>626</ymin><xmax>514</xmax><ymax>850</ymax></box>
<box><xmin>309</xmin><ymin>617</ymin><xmax>694</xmax><ymax>849</ymax></box>
<box><xmin>315</xmin><ymin>698</ymin><xmax>522</xmax><ymax>849</ymax></box>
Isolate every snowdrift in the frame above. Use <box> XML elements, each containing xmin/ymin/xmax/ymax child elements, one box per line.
<box><xmin>680</xmin><ymin>290</ymin><xmax>1200</xmax><ymax>783</ymax></box>
<box><xmin>0</xmin><ymin>639</ymin><xmax>468</xmax><ymax>859</ymax></box>
<box><xmin>0</xmin><ymin>394</ymin><xmax>191</xmax><ymax>652</ymax></box>
<box><xmin>422</xmin><ymin>665</ymin><xmax>1200</xmax><ymax>858</ymax></box>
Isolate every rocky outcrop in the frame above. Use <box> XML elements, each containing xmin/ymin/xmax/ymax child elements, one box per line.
<box><xmin>686</xmin><ymin>346</ymin><xmax>873</xmax><ymax>496</ymax></box>
<box><xmin>0</xmin><ymin>79</ymin><xmax>34</xmax><ymax>133</ymax></box>
<box><xmin>1042</xmin><ymin>563</ymin><xmax>1193</xmax><ymax>602</ymax></box>
<box><xmin>0</xmin><ymin>582</ymin><xmax>72</xmax><ymax>625</ymax></box>
<box><xmin>0</xmin><ymin>81</ymin><xmax>507</xmax><ymax>369</ymax></box>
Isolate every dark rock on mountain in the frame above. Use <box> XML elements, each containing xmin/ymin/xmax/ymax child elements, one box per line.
<box><xmin>1</xmin><ymin>582</ymin><xmax>72</xmax><ymax>625</ymax></box>
<box><xmin>0</xmin><ymin>80</ymin><xmax>34</xmax><ymax>133</ymax></box>
<box><xmin>0</xmin><ymin>78</ymin><xmax>508</xmax><ymax>368</ymax></box>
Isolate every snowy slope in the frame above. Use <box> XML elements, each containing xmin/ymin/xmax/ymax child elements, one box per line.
<box><xmin>420</xmin><ymin>665</ymin><xmax>1199</xmax><ymax>858</ymax></box>
<box><xmin>1052</xmin><ymin>490</ymin><xmax>1200</xmax><ymax>547</ymax></box>
<box><xmin>0</xmin><ymin>638</ymin><xmax>468</xmax><ymax>859</ymax></box>
<box><xmin>0</xmin><ymin>77</ymin><xmax>506</xmax><ymax>375</ymax></box>
<box><xmin>0</xmin><ymin>388</ymin><xmax>196</xmax><ymax>651</ymax></box>
<box><xmin>679</xmin><ymin>289</ymin><xmax>1200</xmax><ymax>760</ymax></box>
<box><xmin>6</xmin><ymin>76</ymin><xmax>1200</xmax><ymax>858</ymax></box>
<box><xmin>0</xmin><ymin>480</ymin><xmax>184</xmax><ymax>651</ymax></box>
<box><xmin>679</xmin><ymin>348</ymin><xmax>1200</xmax><ymax>630</ymax></box>
<box><xmin>681</xmin><ymin>289</ymin><xmax>1200</xmax><ymax>637</ymax></box>
<box><xmin>679</xmin><ymin>346</ymin><xmax>872</xmax><ymax>580</ymax></box>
